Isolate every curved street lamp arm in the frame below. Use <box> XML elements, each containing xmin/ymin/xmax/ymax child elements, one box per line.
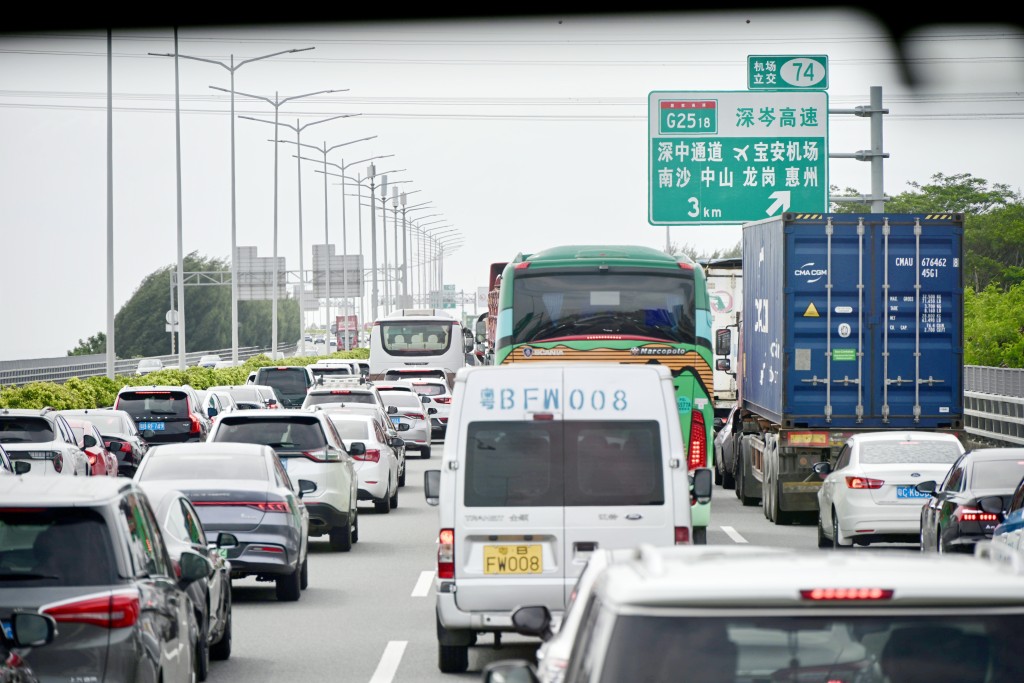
<box><xmin>296</xmin><ymin>113</ymin><xmax>360</xmax><ymax>132</ymax></box>
<box><xmin>326</xmin><ymin>135</ymin><xmax>377</xmax><ymax>155</ymax></box>
<box><xmin>210</xmin><ymin>85</ymin><xmax>273</xmax><ymax>106</ymax></box>
<box><xmin>279</xmin><ymin>89</ymin><xmax>348</xmax><ymax>106</ymax></box>
<box><xmin>240</xmin><ymin>114</ymin><xmax>293</xmax><ymax>131</ymax></box>
<box><xmin>236</xmin><ymin>47</ymin><xmax>314</xmax><ymax>70</ymax></box>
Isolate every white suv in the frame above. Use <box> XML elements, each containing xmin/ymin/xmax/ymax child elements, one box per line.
<box><xmin>408</xmin><ymin>378</ymin><xmax>452</xmax><ymax>439</ymax></box>
<box><xmin>0</xmin><ymin>408</ymin><xmax>91</xmax><ymax>476</ymax></box>
<box><xmin>207</xmin><ymin>409</ymin><xmax>361</xmax><ymax>551</ymax></box>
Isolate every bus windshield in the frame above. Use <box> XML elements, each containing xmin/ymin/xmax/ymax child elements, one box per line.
<box><xmin>380</xmin><ymin>322</ymin><xmax>453</xmax><ymax>356</ymax></box>
<box><xmin>511</xmin><ymin>271</ymin><xmax>696</xmax><ymax>345</ymax></box>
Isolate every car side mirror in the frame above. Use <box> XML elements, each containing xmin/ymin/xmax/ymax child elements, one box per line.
<box><xmin>398</xmin><ymin>423</ymin><xmax>411</xmax><ymax>432</ymax></box>
<box><xmin>391</xmin><ymin>437</ymin><xmax>405</xmax><ymax>448</ymax></box>
<box><xmin>812</xmin><ymin>461</ymin><xmax>832</xmax><ymax>478</ymax></box>
<box><xmin>428</xmin><ymin>407</ymin><xmax>438</xmax><ymax>415</ymax></box>
<box><xmin>915</xmin><ymin>480</ymin><xmax>937</xmax><ymax>495</ymax></box>
<box><xmin>207</xmin><ymin>407</ymin><xmax>217</xmax><ymax>418</ymax></box>
<box><xmin>387</xmin><ymin>405</ymin><xmax>398</xmax><ymax>415</ymax></box>
<box><xmin>9</xmin><ymin>612</ymin><xmax>57</xmax><ymax>648</ymax></box>
<box><xmin>297</xmin><ymin>479</ymin><xmax>317</xmax><ymax>499</ymax></box>
<box><xmin>348</xmin><ymin>442</ymin><xmax>366</xmax><ymax>456</ymax></box>
<box><xmin>511</xmin><ymin>605</ymin><xmax>553</xmax><ymax>640</ymax></box>
<box><xmin>83</xmin><ymin>434</ymin><xmax>97</xmax><ymax>448</ymax></box>
<box><xmin>424</xmin><ymin>469</ymin><xmax>441</xmax><ymax>506</ymax></box>
<box><xmin>177</xmin><ymin>549</ymin><xmax>212</xmax><ymax>588</ymax></box>
<box><xmin>14</xmin><ymin>461</ymin><xmax>30</xmax><ymax>475</ymax></box>
<box><xmin>141</xmin><ymin>429</ymin><xmax>156</xmax><ymax>439</ymax></box>
<box><xmin>691</xmin><ymin>467</ymin><xmax>713</xmax><ymax>504</ymax></box>
<box><xmin>420</xmin><ymin>395</ymin><xmax>431</xmax><ymax>403</ymax></box>
<box><xmin>212</xmin><ymin>532</ymin><xmax>238</xmax><ymax>549</ymax></box>
<box><xmin>979</xmin><ymin>495</ymin><xmax>1005</xmax><ymax>515</ymax></box>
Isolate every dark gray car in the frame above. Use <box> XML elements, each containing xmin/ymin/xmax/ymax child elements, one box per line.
<box><xmin>133</xmin><ymin>442</ymin><xmax>311</xmax><ymax>602</ymax></box>
<box><xmin>0</xmin><ymin>477</ymin><xmax>210</xmax><ymax>683</ymax></box>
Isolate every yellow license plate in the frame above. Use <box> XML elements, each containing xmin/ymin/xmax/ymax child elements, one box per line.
<box><xmin>483</xmin><ymin>544</ymin><xmax>543</xmax><ymax>575</ymax></box>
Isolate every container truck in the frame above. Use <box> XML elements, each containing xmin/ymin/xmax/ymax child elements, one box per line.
<box><xmin>719</xmin><ymin>213</ymin><xmax>965</xmax><ymax>524</ymax></box>
<box><xmin>477</xmin><ymin>262</ymin><xmax>507</xmax><ymax>365</ymax></box>
<box><xmin>704</xmin><ymin>257</ymin><xmax>743</xmax><ymax>423</ymax></box>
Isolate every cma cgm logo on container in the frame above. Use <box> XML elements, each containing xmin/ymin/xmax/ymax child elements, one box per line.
<box><xmin>794</xmin><ymin>262</ymin><xmax>827</xmax><ymax>284</ymax></box>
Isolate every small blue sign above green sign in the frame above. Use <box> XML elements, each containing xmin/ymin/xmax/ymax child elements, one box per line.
<box><xmin>748</xmin><ymin>55</ymin><xmax>828</xmax><ymax>91</ymax></box>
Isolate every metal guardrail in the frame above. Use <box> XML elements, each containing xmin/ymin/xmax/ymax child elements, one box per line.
<box><xmin>963</xmin><ymin>365</ymin><xmax>1024</xmax><ymax>447</ymax></box>
<box><xmin>0</xmin><ymin>344</ymin><xmax>298</xmax><ymax>386</ymax></box>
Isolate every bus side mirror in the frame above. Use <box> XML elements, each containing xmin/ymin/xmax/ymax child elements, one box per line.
<box><xmin>715</xmin><ymin>358</ymin><xmax>731</xmax><ymax>372</ymax></box>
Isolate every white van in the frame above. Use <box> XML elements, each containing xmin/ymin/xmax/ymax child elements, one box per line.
<box><xmin>423</xmin><ymin>362</ymin><xmax>713</xmax><ymax>673</ymax></box>
<box><xmin>368</xmin><ymin>309</ymin><xmax>473</xmax><ymax>387</ymax></box>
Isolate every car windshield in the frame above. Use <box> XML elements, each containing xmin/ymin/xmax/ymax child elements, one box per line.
<box><xmin>0</xmin><ymin>507</ymin><xmax>118</xmax><ymax>586</ymax></box>
<box><xmin>139</xmin><ymin>452</ymin><xmax>269</xmax><ymax>480</ymax></box>
<box><xmin>859</xmin><ymin>440</ymin><xmax>963</xmax><ymax>465</ymax></box>
<box><xmin>329</xmin><ymin>419</ymin><xmax>370</xmax><ymax>440</ymax></box>
<box><xmin>380</xmin><ymin>392</ymin><xmax>423</xmax><ymax>408</ymax></box>
<box><xmin>116</xmin><ymin>391</ymin><xmax>190</xmax><ymax>417</ymax></box>
<box><xmin>972</xmin><ymin>458</ymin><xmax>1024</xmax><ymax>489</ymax></box>
<box><xmin>412</xmin><ymin>383</ymin><xmax>447</xmax><ymax>396</ymax></box>
<box><xmin>0</xmin><ymin>417</ymin><xmax>55</xmax><ymax>444</ymax></box>
<box><xmin>66</xmin><ymin>413</ymin><xmax>129</xmax><ymax>434</ymax></box>
<box><xmin>593</xmin><ymin>614</ymin><xmax>1024</xmax><ymax>683</ymax></box>
<box><xmin>213</xmin><ymin>417</ymin><xmax>327</xmax><ymax>452</ymax></box>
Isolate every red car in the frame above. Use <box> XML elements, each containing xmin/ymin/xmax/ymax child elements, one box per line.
<box><xmin>66</xmin><ymin>419</ymin><xmax>117</xmax><ymax>477</ymax></box>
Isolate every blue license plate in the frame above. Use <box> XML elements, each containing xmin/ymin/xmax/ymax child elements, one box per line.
<box><xmin>1</xmin><ymin>620</ymin><xmax>11</xmax><ymax>640</ymax></box>
<box><xmin>391</xmin><ymin>417</ymin><xmax>401</xmax><ymax>426</ymax></box>
<box><xmin>139</xmin><ymin>422</ymin><xmax>165</xmax><ymax>431</ymax></box>
<box><xmin>896</xmin><ymin>485</ymin><xmax>929</xmax><ymax>499</ymax></box>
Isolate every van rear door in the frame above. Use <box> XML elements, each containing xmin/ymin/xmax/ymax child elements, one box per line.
<box><xmin>453</xmin><ymin>366</ymin><xmax>566</xmax><ymax>614</ymax></box>
<box><xmin>561</xmin><ymin>365</ymin><xmax>677</xmax><ymax>604</ymax></box>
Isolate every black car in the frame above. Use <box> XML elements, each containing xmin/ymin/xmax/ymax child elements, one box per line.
<box><xmin>249</xmin><ymin>367</ymin><xmax>315</xmax><ymax>408</ymax></box>
<box><xmin>0</xmin><ymin>477</ymin><xmax>210</xmax><ymax>683</ymax></box>
<box><xmin>114</xmin><ymin>386</ymin><xmax>211</xmax><ymax>444</ymax></box>
<box><xmin>133</xmin><ymin>442</ymin><xmax>311</xmax><ymax>601</ymax></box>
<box><xmin>139</xmin><ymin>482</ymin><xmax>235</xmax><ymax>680</ymax></box>
<box><xmin>918</xmin><ymin>448</ymin><xmax>1024</xmax><ymax>553</ymax></box>
<box><xmin>58</xmin><ymin>409</ymin><xmax>149</xmax><ymax>477</ymax></box>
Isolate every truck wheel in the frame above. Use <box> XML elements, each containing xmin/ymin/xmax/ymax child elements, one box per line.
<box><xmin>438</xmin><ymin>643</ymin><xmax>469</xmax><ymax>673</ymax></box>
<box><xmin>721</xmin><ymin>461</ymin><xmax>735</xmax><ymax>490</ymax></box>
<box><xmin>692</xmin><ymin>526</ymin><xmax>707</xmax><ymax>545</ymax></box>
<box><xmin>772</xmin><ymin>480</ymin><xmax>790</xmax><ymax>525</ymax></box>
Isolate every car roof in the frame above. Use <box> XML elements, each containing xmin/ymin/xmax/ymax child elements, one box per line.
<box><xmin>964</xmin><ymin>448</ymin><xmax>1024</xmax><ymax>460</ymax></box>
<box><xmin>597</xmin><ymin>545</ymin><xmax>1024</xmax><ymax>609</ymax></box>
<box><xmin>217</xmin><ymin>408</ymin><xmax>325</xmax><ymax>418</ymax></box>
<box><xmin>847</xmin><ymin>431</ymin><xmax>963</xmax><ymax>443</ymax></box>
<box><xmin>0</xmin><ymin>476</ymin><xmax>134</xmax><ymax>505</ymax></box>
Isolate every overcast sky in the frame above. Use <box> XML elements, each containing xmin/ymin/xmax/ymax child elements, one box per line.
<box><xmin>1</xmin><ymin>10</ymin><xmax>1022</xmax><ymax>361</ymax></box>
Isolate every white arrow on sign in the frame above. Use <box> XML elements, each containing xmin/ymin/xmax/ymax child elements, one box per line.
<box><xmin>766</xmin><ymin>190</ymin><xmax>791</xmax><ymax>216</ymax></box>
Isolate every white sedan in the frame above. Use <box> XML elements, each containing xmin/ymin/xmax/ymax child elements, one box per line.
<box><xmin>327</xmin><ymin>412</ymin><xmax>400</xmax><ymax>514</ymax></box>
<box><xmin>815</xmin><ymin>431</ymin><xmax>965</xmax><ymax>549</ymax></box>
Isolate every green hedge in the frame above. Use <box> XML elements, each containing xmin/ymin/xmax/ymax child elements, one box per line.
<box><xmin>0</xmin><ymin>348</ymin><xmax>369</xmax><ymax>411</ymax></box>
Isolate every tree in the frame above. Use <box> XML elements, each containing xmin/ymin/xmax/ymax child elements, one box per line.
<box><xmin>669</xmin><ymin>240</ymin><xmax>742</xmax><ymax>261</ymax></box>
<box><xmin>964</xmin><ymin>283</ymin><xmax>1024</xmax><ymax>367</ymax></box>
<box><xmin>67</xmin><ymin>332</ymin><xmax>106</xmax><ymax>356</ymax></box>
<box><xmin>79</xmin><ymin>252</ymin><xmax>301</xmax><ymax>358</ymax></box>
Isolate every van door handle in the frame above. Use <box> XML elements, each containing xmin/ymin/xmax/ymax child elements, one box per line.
<box><xmin>574</xmin><ymin>542</ymin><xmax>597</xmax><ymax>553</ymax></box>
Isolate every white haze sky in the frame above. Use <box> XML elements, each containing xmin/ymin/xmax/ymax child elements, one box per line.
<box><xmin>1</xmin><ymin>10</ymin><xmax>1022</xmax><ymax>360</ymax></box>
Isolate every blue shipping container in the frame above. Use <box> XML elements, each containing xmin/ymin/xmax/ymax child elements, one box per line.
<box><xmin>741</xmin><ymin>213</ymin><xmax>964</xmax><ymax>429</ymax></box>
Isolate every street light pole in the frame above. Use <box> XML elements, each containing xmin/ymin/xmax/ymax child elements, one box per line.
<box><xmin>173</xmin><ymin>28</ymin><xmax>187</xmax><ymax>370</ymax></box>
<box><xmin>214</xmin><ymin>86</ymin><xmax>344</xmax><ymax>356</ymax></box>
<box><xmin>245</xmin><ymin>114</ymin><xmax>357</xmax><ymax>357</ymax></box>
<box><xmin>399</xmin><ymin>207</ymin><xmax>440</xmax><ymax>304</ymax></box>
<box><xmin>149</xmin><ymin>44</ymin><xmax>314</xmax><ymax>364</ymax></box>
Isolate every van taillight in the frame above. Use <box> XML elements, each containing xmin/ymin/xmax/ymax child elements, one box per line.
<box><xmin>674</xmin><ymin>527</ymin><xmax>690</xmax><ymax>545</ymax></box>
<box><xmin>43</xmin><ymin>590</ymin><xmax>141</xmax><ymax>629</ymax></box>
<box><xmin>438</xmin><ymin>528</ymin><xmax>455</xmax><ymax>579</ymax></box>
<box><xmin>688</xmin><ymin>409</ymin><xmax>707</xmax><ymax>470</ymax></box>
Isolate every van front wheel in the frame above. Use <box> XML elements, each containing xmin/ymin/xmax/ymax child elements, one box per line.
<box><xmin>438</xmin><ymin>643</ymin><xmax>469</xmax><ymax>673</ymax></box>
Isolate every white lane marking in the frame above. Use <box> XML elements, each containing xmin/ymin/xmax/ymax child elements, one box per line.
<box><xmin>412</xmin><ymin>570</ymin><xmax>435</xmax><ymax>597</ymax></box>
<box><xmin>369</xmin><ymin>640</ymin><xmax>408</xmax><ymax>683</ymax></box>
<box><xmin>721</xmin><ymin>526</ymin><xmax>748</xmax><ymax>544</ymax></box>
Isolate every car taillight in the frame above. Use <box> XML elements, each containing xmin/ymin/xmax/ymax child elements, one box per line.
<box><xmin>302</xmin><ymin>447</ymin><xmax>340</xmax><ymax>462</ymax></box>
<box><xmin>43</xmin><ymin>590</ymin><xmax>141</xmax><ymax>628</ymax></box>
<box><xmin>404</xmin><ymin>413</ymin><xmax>426</xmax><ymax>420</ymax></box>
<box><xmin>87</xmin><ymin>453</ymin><xmax>97</xmax><ymax>466</ymax></box>
<box><xmin>254</xmin><ymin>501</ymin><xmax>290</xmax><ymax>513</ymax></box>
<box><xmin>845</xmin><ymin>476</ymin><xmax>884</xmax><ymax>489</ymax></box>
<box><xmin>354</xmin><ymin>448</ymin><xmax>380</xmax><ymax>463</ymax></box>
<box><xmin>955</xmin><ymin>507</ymin><xmax>999</xmax><ymax>522</ymax></box>
<box><xmin>435</xmin><ymin>397</ymin><xmax>452</xmax><ymax>404</ymax></box>
<box><xmin>188</xmin><ymin>413</ymin><xmax>202</xmax><ymax>434</ymax></box>
<box><xmin>438</xmin><ymin>528</ymin><xmax>455</xmax><ymax>579</ymax></box>
<box><xmin>800</xmin><ymin>588</ymin><xmax>894</xmax><ymax>601</ymax></box>
<box><xmin>193</xmin><ymin>501</ymin><xmax>290</xmax><ymax>513</ymax></box>
<box><xmin>674</xmin><ymin>526</ymin><xmax>690</xmax><ymax>545</ymax></box>
<box><xmin>688</xmin><ymin>409</ymin><xmax>707</xmax><ymax>470</ymax></box>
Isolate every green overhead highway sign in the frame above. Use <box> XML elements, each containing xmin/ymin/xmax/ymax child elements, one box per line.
<box><xmin>648</xmin><ymin>90</ymin><xmax>829</xmax><ymax>226</ymax></box>
<box><xmin>748</xmin><ymin>55</ymin><xmax>829</xmax><ymax>90</ymax></box>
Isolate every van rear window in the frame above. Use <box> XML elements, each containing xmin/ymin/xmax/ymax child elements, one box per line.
<box><xmin>464</xmin><ymin>421</ymin><xmax>663</xmax><ymax>507</ymax></box>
